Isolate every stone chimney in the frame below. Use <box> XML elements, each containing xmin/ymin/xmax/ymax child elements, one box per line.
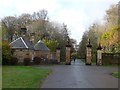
<box><xmin>30</xmin><ymin>33</ymin><xmax>35</xmax><ymax>43</ymax></box>
<box><xmin>21</xmin><ymin>28</ymin><xmax>27</xmax><ymax>35</ymax></box>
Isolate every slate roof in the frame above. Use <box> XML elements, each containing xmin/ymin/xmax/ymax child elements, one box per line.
<box><xmin>34</xmin><ymin>40</ymin><xmax>50</xmax><ymax>51</ymax></box>
<box><xmin>10</xmin><ymin>37</ymin><xmax>34</xmax><ymax>49</ymax></box>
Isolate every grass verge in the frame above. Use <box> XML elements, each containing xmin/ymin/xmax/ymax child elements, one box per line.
<box><xmin>111</xmin><ymin>72</ymin><xmax>120</xmax><ymax>78</ymax></box>
<box><xmin>2</xmin><ymin>66</ymin><xmax>52</xmax><ymax>88</ymax></box>
<box><xmin>102</xmin><ymin>64</ymin><xmax>120</xmax><ymax>67</ymax></box>
<box><xmin>0</xmin><ymin>66</ymin><xmax>2</xmax><ymax>90</ymax></box>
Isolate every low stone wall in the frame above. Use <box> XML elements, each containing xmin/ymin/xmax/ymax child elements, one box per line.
<box><xmin>102</xmin><ymin>53</ymin><xmax>120</xmax><ymax>65</ymax></box>
<box><xmin>34</xmin><ymin>51</ymin><xmax>50</xmax><ymax>59</ymax></box>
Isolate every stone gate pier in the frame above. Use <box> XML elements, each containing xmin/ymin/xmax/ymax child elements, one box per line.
<box><xmin>86</xmin><ymin>39</ymin><xmax>92</xmax><ymax>65</ymax></box>
<box><xmin>56</xmin><ymin>47</ymin><xmax>60</xmax><ymax>64</ymax></box>
<box><xmin>65</xmin><ymin>44</ymin><xmax>71</xmax><ymax>65</ymax></box>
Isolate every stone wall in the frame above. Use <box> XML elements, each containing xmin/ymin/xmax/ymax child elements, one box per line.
<box><xmin>13</xmin><ymin>49</ymin><xmax>34</xmax><ymax>62</ymax></box>
<box><xmin>13</xmin><ymin>49</ymin><xmax>56</xmax><ymax>63</ymax></box>
<box><xmin>48</xmin><ymin>52</ymin><xmax>56</xmax><ymax>60</ymax></box>
<box><xmin>34</xmin><ymin>51</ymin><xmax>50</xmax><ymax>59</ymax></box>
<box><xmin>102</xmin><ymin>53</ymin><xmax>120</xmax><ymax>65</ymax></box>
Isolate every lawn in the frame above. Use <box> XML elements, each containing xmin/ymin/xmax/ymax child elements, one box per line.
<box><xmin>111</xmin><ymin>72</ymin><xmax>120</xmax><ymax>78</ymax></box>
<box><xmin>2</xmin><ymin>66</ymin><xmax>52</xmax><ymax>88</ymax></box>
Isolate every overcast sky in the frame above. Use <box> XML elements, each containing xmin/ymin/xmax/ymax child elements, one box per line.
<box><xmin>0</xmin><ymin>0</ymin><xmax>119</xmax><ymax>44</ymax></box>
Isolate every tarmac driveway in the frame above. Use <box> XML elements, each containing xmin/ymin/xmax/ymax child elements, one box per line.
<box><xmin>37</xmin><ymin>59</ymin><xmax>119</xmax><ymax>88</ymax></box>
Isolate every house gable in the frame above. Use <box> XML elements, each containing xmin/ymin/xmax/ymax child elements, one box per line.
<box><xmin>34</xmin><ymin>40</ymin><xmax>50</xmax><ymax>51</ymax></box>
<box><xmin>10</xmin><ymin>37</ymin><xmax>33</xmax><ymax>49</ymax></box>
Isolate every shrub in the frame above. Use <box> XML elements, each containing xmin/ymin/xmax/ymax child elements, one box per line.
<box><xmin>51</xmin><ymin>59</ymin><xmax>58</xmax><ymax>64</ymax></box>
<box><xmin>0</xmin><ymin>49</ymin><xmax>2</xmax><ymax>65</ymax></box>
<box><xmin>10</xmin><ymin>57</ymin><xmax>18</xmax><ymax>65</ymax></box>
<box><xmin>45</xmin><ymin>59</ymin><xmax>58</xmax><ymax>64</ymax></box>
<box><xmin>33</xmin><ymin>57</ymin><xmax>42</xmax><ymax>64</ymax></box>
<box><xmin>2</xmin><ymin>41</ymin><xmax>12</xmax><ymax>65</ymax></box>
<box><xmin>40</xmin><ymin>58</ymin><xmax>49</xmax><ymax>64</ymax></box>
<box><xmin>24</xmin><ymin>58</ymin><xmax>31</xmax><ymax>66</ymax></box>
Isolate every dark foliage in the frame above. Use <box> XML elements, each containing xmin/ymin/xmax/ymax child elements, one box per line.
<box><xmin>24</xmin><ymin>58</ymin><xmax>31</xmax><ymax>66</ymax></box>
<box><xmin>33</xmin><ymin>57</ymin><xmax>42</xmax><ymax>64</ymax></box>
<box><xmin>2</xmin><ymin>41</ymin><xmax>12</xmax><ymax>65</ymax></box>
<box><xmin>10</xmin><ymin>57</ymin><xmax>18</xmax><ymax>65</ymax></box>
<box><xmin>50</xmin><ymin>59</ymin><xmax>58</xmax><ymax>64</ymax></box>
<box><xmin>40</xmin><ymin>58</ymin><xmax>49</xmax><ymax>64</ymax></box>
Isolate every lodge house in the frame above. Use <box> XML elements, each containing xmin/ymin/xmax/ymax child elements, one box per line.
<box><xmin>10</xmin><ymin>37</ymin><xmax>51</xmax><ymax>63</ymax></box>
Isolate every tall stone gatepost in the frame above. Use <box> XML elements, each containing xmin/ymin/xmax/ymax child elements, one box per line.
<box><xmin>86</xmin><ymin>39</ymin><xmax>92</xmax><ymax>65</ymax></box>
<box><xmin>97</xmin><ymin>43</ymin><xmax>102</xmax><ymax>65</ymax></box>
<box><xmin>56</xmin><ymin>47</ymin><xmax>60</xmax><ymax>64</ymax></box>
<box><xmin>65</xmin><ymin>44</ymin><xmax>71</xmax><ymax>65</ymax></box>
